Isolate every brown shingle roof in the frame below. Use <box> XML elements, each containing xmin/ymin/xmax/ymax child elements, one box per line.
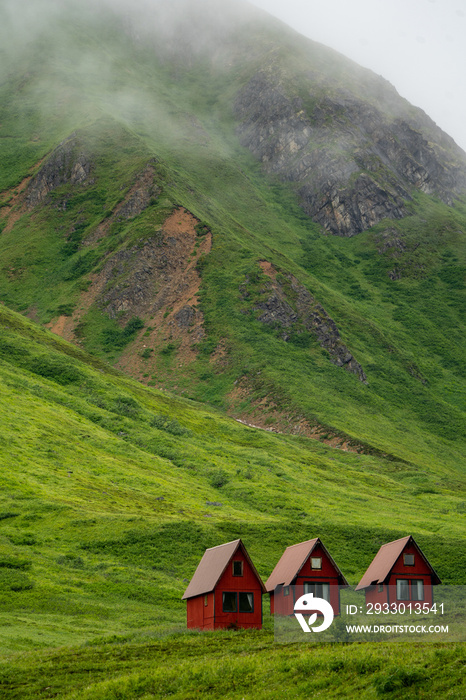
<box><xmin>265</xmin><ymin>538</ymin><xmax>349</xmax><ymax>592</ymax></box>
<box><xmin>182</xmin><ymin>539</ymin><xmax>266</xmax><ymax>600</ymax></box>
<box><xmin>356</xmin><ymin>535</ymin><xmax>441</xmax><ymax>590</ymax></box>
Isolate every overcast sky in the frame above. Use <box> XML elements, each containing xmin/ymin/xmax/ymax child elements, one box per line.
<box><xmin>249</xmin><ymin>0</ymin><xmax>466</xmax><ymax>153</ymax></box>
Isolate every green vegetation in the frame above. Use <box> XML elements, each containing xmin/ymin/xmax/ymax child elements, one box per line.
<box><xmin>0</xmin><ymin>2</ymin><xmax>464</xmax><ymax>697</ymax></box>
<box><xmin>0</xmin><ymin>304</ymin><xmax>465</xmax><ymax>697</ymax></box>
<box><xmin>2</xmin><ymin>633</ymin><xmax>465</xmax><ymax>699</ymax></box>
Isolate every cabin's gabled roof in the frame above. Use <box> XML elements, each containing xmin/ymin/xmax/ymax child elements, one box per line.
<box><xmin>182</xmin><ymin>539</ymin><xmax>266</xmax><ymax>600</ymax></box>
<box><xmin>265</xmin><ymin>537</ymin><xmax>349</xmax><ymax>592</ymax></box>
<box><xmin>356</xmin><ymin>535</ymin><xmax>441</xmax><ymax>590</ymax></box>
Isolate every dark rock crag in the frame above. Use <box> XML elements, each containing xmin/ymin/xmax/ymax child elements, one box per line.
<box><xmin>25</xmin><ymin>135</ymin><xmax>91</xmax><ymax>209</ymax></box>
<box><xmin>94</xmin><ymin>209</ymin><xmax>206</xmax><ymax>346</ymax></box>
<box><xmin>115</xmin><ymin>163</ymin><xmax>160</xmax><ymax>221</ymax></box>
<box><xmin>235</xmin><ymin>71</ymin><xmax>466</xmax><ymax>236</ymax></box>
<box><xmin>248</xmin><ymin>263</ymin><xmax>367</xmax><ymax>382</ymax></box>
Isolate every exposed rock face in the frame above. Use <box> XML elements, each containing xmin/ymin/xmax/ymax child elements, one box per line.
<box><xmin>99</xmin><ymin>233</ymin><xmax>192</xmax><ymax>321</ymax></box>
<box><xmin>251</xmin><ymin>262</ymin><xmax>367</xmax><ymax>382</ymax></box>
<box><xmin>25</xmin><ymin>135</ymin><xmax>91</xmax><ymax>209</ymax></box>
<box><xmin>175</xmin><ymin>305</ymin><xmax>196</xmax><ymax>328</ymax></box>
<box><xmin>234</xmin><ymin>72</ymin><xmax>466</xmax><ymax>236</ymax></box>
<box><xmin>95</xmin><ymin>209</ymin><xmax>208</xmax><ymax>350</ymax></box>
<box><xmin>116</xmin><ymin>164</ymin><xmax>160</xmax><ymax>220</ymax></box>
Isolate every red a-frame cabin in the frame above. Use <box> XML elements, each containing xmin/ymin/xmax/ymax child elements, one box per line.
<box><xmin>356</xmin><ymin>535</ymin><xmax>441</xmax><ymax>607</ymax></box>
<box><xmin>266</xmin><ymin>538</ymin><xmax>348</xmax><ymax>617</ymax></box>
<box><xmin>182</xmin><ymin>539</ymin><xmax>266</xmax><ymax>630</ymax></box>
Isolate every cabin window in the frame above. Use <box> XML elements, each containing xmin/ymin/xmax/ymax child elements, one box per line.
<box><xmin>204</xmin><ymin>594</ymin><xmax>208</xmax><ymax>606</ymax></box>
<box><xmin>304</xmin><ymin>581</ymin><xmax>330</xmax><ymax>602</ymax></box>
<box><xmin>404</xmin><ymin>553</ymin><xmax>415</xmax><ymax>566</ymax></box>
<box><xmin>311</xmin><ymin>557</ymin><xmax>322</xmax><ymax>570</ymax></box>
<box><xmin>411</xmin><ymin>580</ymin><xmax>424</xmax><ymax>601</ymax></box>
<box><xmin>283</xmin><ymin>586</ymin><xmax>290</xmax><ymax>597</ymax></box>
<box><xmin>222</xmin><ymin>592</ymin><xmax>237</xmax><ymax>612</ymax></box>
<box><xmin>378</xmin><ymin>584</ymin><xmax>384</xmax><ymax>593</ymax></box>
<box><xmin>239</xmin><ymin>592</ymin><xmax>254</xmax><ymax>613</ymax></box>
<box><xmin>396</xmin><ymin>579</ymin><xmax>410</xmax><ymax>600</ymax></box>
<box><xmin>232</xmin><ymin>560</ymin><xmax>243</xmax><ymax>577</ymax></box>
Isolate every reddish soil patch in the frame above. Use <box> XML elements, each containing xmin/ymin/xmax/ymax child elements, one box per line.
<box><xmin>47</xmin><ymin>207</ymin><xmax>211</xmax><ymax>386</ymax></box>
<box><xmin>258</xmin><ymin>260</ymin><xmax>277</xmax><ymax>279</ymax></box>
<box><xmin>226</xmin><ymin>376</ymin><xmax>362</xmax><ymax>453</ymax></box>
<box><xmin>116</xmin><ymin>208</ymin><xmax>211</xmax><ymax>381</ymax></box>
<box><xmin>0</xmin><ymin>169</ymin><xmax>37</xmax><ymax>233</ymax></box>
<box><xmin>209</xmin><ymin>339</ymin><xmax>229</xmax><ymax>368</ymax></box>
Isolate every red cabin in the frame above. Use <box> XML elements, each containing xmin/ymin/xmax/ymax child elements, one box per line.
<box><xmin>266</xmin><ymin>538</ymin><xmax>348</xmax><ymax>617</ymax></box>
<box><xmin>356</xmin><ymin>535</ymin><xmax>441</xmax><ymax>607</ymax></box>
<box><xmin>182</xmin><ymin>539</ymin><xmax>266</xmax><ymax>630</ymax></box>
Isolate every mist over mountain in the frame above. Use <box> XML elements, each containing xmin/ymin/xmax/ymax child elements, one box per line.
<box><xmin>0</xmin><ymin>0</ymin><xmax>464</xmax><ymax>454</ymax></box>
<box><xmin>0</xmin><ymin>0</ymin><xmax>465</xmax><ymax>691</ymax></box>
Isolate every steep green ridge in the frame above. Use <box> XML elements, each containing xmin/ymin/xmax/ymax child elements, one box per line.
<box><xmin>0</xmin><ymin>304</ymin><xmax>465</xmax><ymax>699</ymax></box>
<box><xmin>0</xmin><ymin>6</ymin><xmax>464</xmax><ymax>470</ymax></box>
<box><xmin>0</xmin><ymin>5</ymin><xmax>463</xmax><ymax>488</ymax></box>
<box><xmin>0</xmin><ymin>304</ymin><xmax>464</xmax><ymax>651</ymax></box>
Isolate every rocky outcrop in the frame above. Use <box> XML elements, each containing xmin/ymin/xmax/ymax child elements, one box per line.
<box><xmin>234</xmin><ymin>72</ymin><xmax>466</xmax><ymax>236</ymax></box>
<box><xmin>25</xmin><ymin>135</ymin><xmax>91</xmax><ymax>209</ymax></box>
<box><xmin>115</xmin><ymin>163</ymin><xmax>160</xmax><ymax>220</ymax></box>
<box><xmin>96</xmin><ymin>209</ymin><xmax>208</xmax><ymax>347</ymax></box>
<box><xmin>249</xmin><ymin>262</ymin><xmax>367</xmax><ymax>382</ymax></box>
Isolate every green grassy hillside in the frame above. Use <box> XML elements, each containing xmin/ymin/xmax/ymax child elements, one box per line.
<box><xmin>0</xmin><ymin>303</ymin><xmax>465</xmax><ymax>697</ymax></box>
<box><xmin>0</xmin><ymin>1</ymin><xmax>465</xmax><ymax>697</ymax></box>
<box><xmin>0</xmin><ymin>51</ymin><xmax>464</xmax><ymax>472</ymax></box>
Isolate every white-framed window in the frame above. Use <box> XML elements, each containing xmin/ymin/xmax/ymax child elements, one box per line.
<box><xmin>311</xmin><ymin>557</ymin><xmax>322</xmax><ymax>570</ymax></box>
<box><xmin>304</xmin><ymin>581</ymin><xmax>330</xmax><ymax>602</ymax></box>
<box><xmin>411</xmin><ymin>580</ymin><xmax>424</xmax><ymax>601</ymax></box>
<box><xmin>396</xmin><ymin>579</ymin><xmax>410</xmax><ymax>601</ymax></box>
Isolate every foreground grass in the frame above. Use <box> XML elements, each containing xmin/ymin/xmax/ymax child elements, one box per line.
<box><xmin>0</xmin><ymin>304</ymin><xmax>464</xmax><ymax>661</ymax></box>
<box><xmin>1</xmin><ymin>631</ymin><xmax>465</xmax><ymax>700</ymax></box>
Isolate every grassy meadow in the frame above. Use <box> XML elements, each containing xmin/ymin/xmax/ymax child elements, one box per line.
<box><xmin>0</xmin><ymin>303</ymin><xmax>465</xmax><ymax>698</ymax></box>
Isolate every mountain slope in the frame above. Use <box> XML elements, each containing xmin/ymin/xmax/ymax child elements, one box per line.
<box><xmin>0</xmin><ymin>303</ymin><xmax>465</xmax><ymax>654</ymax></box>
<box><xmin>0</xmin><ymin>1</ymin><xmax>464</xmax><ymax>474</ymax></box>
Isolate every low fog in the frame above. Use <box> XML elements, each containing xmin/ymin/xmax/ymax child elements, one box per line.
<box><xmin>0</xmin><ymin>0</ymin><xmax>465</xmax><ymax>152</ymax></box>
<box><xmin>250</xmin><ymin>0</ymin><xmax>466</xmax><ymax>152</ymax></box>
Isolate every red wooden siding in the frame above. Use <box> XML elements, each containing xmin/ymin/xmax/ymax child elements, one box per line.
<box><xmin>271</xmin><ymin>543</ymin><xmax>342</xmax><ymax>617</ymax></box>
<box><xmin>213</xmin><ymin>547</ymin><xmax>263</xmax><ymax>629</ymax></box>
<box><xmin>183</xmin><ymin>540</ymin><xmax>264</xmax><ymax>630</ymax></box>
<box><xmin>186</xmin><ymin>591</ymin><xmax>215</xmax><ymax>630</ymax></box>
<box><xmin>364</xmin><ymin>540</ymin><xmax>435</xmax><ymax>607</ymax></box>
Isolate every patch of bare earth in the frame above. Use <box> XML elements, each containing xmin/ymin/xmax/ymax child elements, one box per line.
<box><xmin>115</xmin><ymin>208</ymin><xmax>211</xmax><ymax>382</ymax></box>
<box><xmin>258</xmin><ymin>259</ymin><xmax>276</xmax><ymax>279</ymax></box>
<box><xmin>226</xmin><ymin>376</ymin><xmax>362</xmax><ymax>453</ymax></box>
<box><xmin>46</xmin><ymin>208</ymin><xmax>211</xmax><ymax>385</ymax></box>
<box><xmin>0</xmin><ymin>160</ymin><xmax>45</xmax><ymax>234</ymax></box>
<box><xmin>46</xmin><ymin>272</ymin><xmax>109</xmax><ymax>343</ymax></box>
<box><xmin>209</xmin><ymin>339</ymin><xmax>230</xmax><ymax>368</ymax></box>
